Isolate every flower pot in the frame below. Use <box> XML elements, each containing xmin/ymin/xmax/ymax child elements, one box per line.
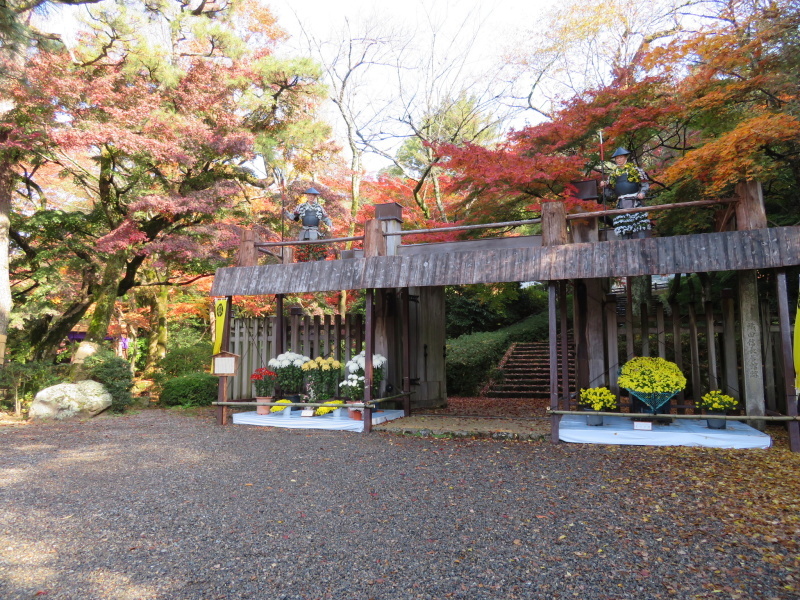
<box><xmin>586</xmin><ymin>412</ymin><xmax>603</xmax><ymax>426</ymax></box>
<box><xmin>349</xmin><ymin>408</ymin><xmax>363</xmax><ymax>421</ymax></box>
<box><xmin>255</xmin><ymin>398</ymin><xmax>270</xmax><ymax>415</ymax></box>
<box><xmin>332</xmin><ymin>408</ymin><xmax>344</xmax><ymax>419</ymax></box>
<box><xmin>706</xmin><ymin>412</ymin><xmax>727</xmax><ymax>429</ymax></box>
<box><xmin>281</xmin><ymin>406</ymin><xmax>292</xmax><ymax>418</ymax></box>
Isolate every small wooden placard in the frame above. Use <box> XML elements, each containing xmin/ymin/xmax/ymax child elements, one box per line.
<box><xmin>211</xmin><ymin>351</ymin><xmax>240</xmax><ymax>376</ymax></box>
<box><xmin>633</xmin><ymin>421</ymin><xmax>653</xmax><ymax>431</ymax></box>
<box><xmin>301</xmin><ymin>408</ymin><xmax>315</xmax><ymax>417</ymax></box>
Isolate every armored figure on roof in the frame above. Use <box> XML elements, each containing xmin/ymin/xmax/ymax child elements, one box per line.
<box><xmin>599</xmin><ymin>147</ymin><xmax>650</xmax><ymax>238</ymax></box>
<box><xmin>285</xmin><ymin>187</ymin><xmax>333</xmax><ymax>241</ymax></box>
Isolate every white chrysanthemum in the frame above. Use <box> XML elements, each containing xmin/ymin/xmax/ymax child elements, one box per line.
<box><xmin>268</xmin><ymin>358</ymin><xmax>279</xmax><ymax>368</ymax></box>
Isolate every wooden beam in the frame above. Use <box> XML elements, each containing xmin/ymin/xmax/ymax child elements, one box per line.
<box><xmin>210</xmin><ymin>226</ymin><xmax>800</xmax><ymax>296</ymax></box>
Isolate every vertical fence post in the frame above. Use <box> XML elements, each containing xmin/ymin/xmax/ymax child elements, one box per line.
<box><xmin>775</xmin><ymin>271</ymin><xmax>799</xmax><ymax>452</ymax></box>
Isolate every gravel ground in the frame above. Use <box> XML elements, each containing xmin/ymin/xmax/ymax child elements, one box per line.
<box><xmin>1</xmin><ymin>409</ymin><xmax>797</xmax><ymax>600</ymax></box>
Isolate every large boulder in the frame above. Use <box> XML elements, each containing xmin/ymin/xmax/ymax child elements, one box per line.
<box><xmin>29</xmin><ymin>380</ymin><xmax>113</xmax><ymax>420</ymax></box>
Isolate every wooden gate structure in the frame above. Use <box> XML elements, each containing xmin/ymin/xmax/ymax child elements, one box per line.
<box><xmin>210</xmin><ymin>181</ymin><xmax>800</xmax><ymax>451</ymax></box>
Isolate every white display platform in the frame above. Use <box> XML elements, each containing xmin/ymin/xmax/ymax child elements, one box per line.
<box><xmin>559</xmin><ymin>414</ymin><xmax>771</xmax><ymax>449</ymax></box>
<box><xmin>232</xmin><ymin>409</ymin><xmax>405</xmax><ymax>432</ymax></box>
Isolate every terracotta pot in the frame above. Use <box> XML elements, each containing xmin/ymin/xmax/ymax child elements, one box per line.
<box><xmin>349</xmin><ymin>408</ymin><xmax>363</xmax><ymax>421</ymax></box>
<box><xmin>255</xmin><ymin>398</ymin><xmax>270</xmax><ymax>415</ymax></box>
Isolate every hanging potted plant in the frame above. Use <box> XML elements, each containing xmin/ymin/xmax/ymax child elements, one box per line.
<box><xmin>578</xmin><ymin>387</ymin><xmax>618</xmax><ymax>426</ymax></box>
<box><xmin>696</xmin><ymin>390</ymin><xmax>738</xmax><ymax>430</ymax></box>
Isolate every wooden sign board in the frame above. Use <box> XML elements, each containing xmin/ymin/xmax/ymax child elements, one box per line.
<box><xmin>211</xmin><ymin>351</ymin><xmax>239</xmax><ymax>376</ymax></box>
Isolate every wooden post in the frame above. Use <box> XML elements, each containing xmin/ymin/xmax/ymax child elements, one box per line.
<box><xmin>376</xmin><ymin>203</ymin><xmax>403</xmax><ymax>256</ymax></box>
<box><xmin>363</xmin><ymin>219</ymin><xmax>386</xmax><ymax>258</ymax></box>
<box><xmin>236</xmin><ymin>229</ymin><xmax>258</xmax><ymax>267</ymax></box>
<box><xmin>688</xmin><ymin>303</ymin><xmax>703</xmax><ymax>401</ymax></box>
<box><xmin>549</xmin><ymin>281</ymin><xmax>560</xmax><ymax>443</ymax></box>
<box><xmin>363</xmin><ymin>288</ymin><xmax>374</xmax><ymax>433</ymax></box>
<box><xmin>559</xmin><ymin>281</ymin><xmax>570</xmax><ymax>408</ymax></box>
<box><xmin>738</xmin><ymin>271</ymin><xmax>766</xmax><ymax>429</ymax></box>
<box><xmin>542</xmin><ymin>202</ymin><xmax>567</xmax><ymax>442</ymax></box>
<box><xmin>721</xmin><ymin>289</ymin><xmax>739</xmax><ymax>401</ymax></box>
<box><xmin>542</xmin><ymin>201</ymin><xmax>568</xmax><ymax>246</ymax></box>
<box><xmin>762</xmin><ymin>302</ymin><xmax>777</xmax><ymax>412</ymax></box>
<box><xmin>734</xmin><ymin>180</ymin><xmax>768</xmax><ymax>231</ymax></box>
<box><xmin>735</xmin><ymin>180</ymin><xmax>767</xmax><ymax>429</ymax></box>
<box><xmin>640</xmin><ymin>302</ymin><xmax>650</xmax><ymax>357</ymax></box>
<box><xmin>573</xmin><ymin>280</ymin><xmax>589</xmax><ymax>391</ymax></box>
<box><xmin>216</xmin><ymin>296</ymin><xmax>233</xmax><ymax>426</ymax></box>
<box><xmin>625</xmin><ymin>278</ymin><xmax>635</xmax><ymax>360</ymax></box>
<box><xmin>775</xmin><ymin>271</ymin><xmax>799</xmax><ymax>452</ymax></box>
<box><xmin>402</xmin><ymin>288</ymin><xmax>411</xmax><ymax>416</ymax></box>
<box><xmin>605</xmin><ymin>294</ymin><xmax>619</xmax><ymax>396</ymax></box>
<box><xmin>275</xmin><ymin>295</ymin><xmax>285</xmax><ymax>356</ymax></box>
<box><xmin>670</xmin><ymin>301</ymin><xmax>685</xmax><ymax>410</ymax></box>
<box><xmin>333</xmin><ymin>314</ymin><xmax>342</xmax><ymax>361</ymax></box>
<box><xmin>281</xmin><ymin>246</ymin><xmax>294</xmax><ymax>264</ymax></box>
<box><xmin>705</xmin><ymin>300</ymin><xmax>718</xmax><ymax>391</ymax></box>
<box><xmin>573</xmin><ymin>218</ymin><xmax>605</xmax><ymax>389</ymax></box>
<box><xmin>656</xmin><ymin>304</ymin><xmax>666</xmax><ymax>358</ymax></box>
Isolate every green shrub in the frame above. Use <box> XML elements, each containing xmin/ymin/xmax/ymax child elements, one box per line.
<box><xmin>160</xmin><ymin>373</ymin><xmax>219</xmax><ymax>407</ymax></box>
<box><xmin>160</xmin><ymin>342</ymin><xmax>213</xmax><ymax>378</ymax></box>
<box><xmin>446</xmin><ymin>313</ymin><xmax>552</xmax><ymax>396</ymax></box>
<box><xmin>0</xmin><ymin>361</ymin><xmax>68</xmax><ymax>412</ymax></box>
<box><xmin>83</xmin><ymin>350</ymin><xmax>134</xmax><ymax>412</ymax></box>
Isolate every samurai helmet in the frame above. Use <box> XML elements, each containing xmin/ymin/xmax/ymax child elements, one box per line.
<box><xmin>303</xmin><ymin>187</ymin><xmax>321</xmax><ymax>195</ymax></box>
<box><xmin>611</xmin><ymin>147</ymin><xmax>631</xmax><ymax>158</ymax></box>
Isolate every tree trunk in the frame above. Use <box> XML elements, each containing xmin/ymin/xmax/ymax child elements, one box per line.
<box><xmin>0</xmin><ymin>159</ymin><xmax>12</xmax><ymax>366</ymax></box>
<box><xmin>142</xmin><ymin>285</ymin><xmax>169</xmax><ymax>376</ymax></box>
<box><xmin>73</xmin><ymin>253</ymin><xmax>126</xmax><ymax>363</ymax></box>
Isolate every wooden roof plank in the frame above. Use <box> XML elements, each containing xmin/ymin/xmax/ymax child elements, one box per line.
<box><xmin>210</xmin><ymin>226</ymin><xmax>800</xmax><ymax>295</ymax></box>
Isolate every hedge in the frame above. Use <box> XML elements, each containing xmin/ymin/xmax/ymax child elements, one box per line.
<box><xmin>160</xmin><ymin>373</ymin><xmax>219</xmax><ymax>407</ymax></box>
<box><xmin>446</xmin><ymin>312</ymin><xmax>550</xmax><ymax>396</ymax></box>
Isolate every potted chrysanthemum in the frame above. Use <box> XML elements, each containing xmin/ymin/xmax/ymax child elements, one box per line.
<box><xmin>696</xmin><ymin>390</ymin><xmax>738</xmax><ymax>430</ymax></box>
<box><xmin>268</xmin><ymin>351</ymin><xmax>311</xmax><ymax>403</ymax></box>
<box><xmin>578</xmin><ymin>387</ymin><xmax>617</xmax><ymax>426</ymax></box>
<box><xmin>340</xmin><ymin>351</ymin><xmax>387</xmax><ymax>420</ymax></box>
<box><xmin>618</xmin><ymin>356</ymin><xmax>686</xmax><ymax>414</ymax></box>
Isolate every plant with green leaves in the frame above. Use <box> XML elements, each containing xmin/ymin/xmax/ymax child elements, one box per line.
<box><xmin>579</xmin><ymin>387</ymin><xmax>618</xmax><ymax>411</ymax></box>
<box><xmin>696</xmin><ymin>390</ymin><xmax>738</xmax><ymax>412</ymax></box>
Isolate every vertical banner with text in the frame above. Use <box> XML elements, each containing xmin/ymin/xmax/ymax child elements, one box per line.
<box><xmin>212</xmin><ymin>298</ymin><xmax>228</xmax><ymax>355</ymax></box>
<box><xmin>794</xmin><ymin>277</ymin><xmax>800</xmax><ymax>389</ymax></box>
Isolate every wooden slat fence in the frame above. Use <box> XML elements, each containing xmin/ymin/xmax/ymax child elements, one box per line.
<box><xmin>599</xmin><ymin>297</ymin><xmax>792</xmax><ymax>415</ymax></box>
<box><xmin>226</xmin><ymin>313</ymin><xmax>365</xmax><ymax>400</ymax></box>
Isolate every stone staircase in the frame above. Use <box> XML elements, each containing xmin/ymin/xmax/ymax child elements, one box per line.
<box><xmin>484</xmin><ymin>341</ymin><xmax>575</xmax><ymax>399</ymax></box>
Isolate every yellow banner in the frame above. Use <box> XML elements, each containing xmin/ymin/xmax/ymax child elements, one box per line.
<box><xmin>795</xmin><ymin>281</ymin><xmax>800</xmax><ymax>389</ymax></box>
<box><xmin>212</xmin><ymin>298</ymin><xmax>227</xmax><ymax>355</ymax></box>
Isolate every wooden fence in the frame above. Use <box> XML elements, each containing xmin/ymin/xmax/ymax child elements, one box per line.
<box><xmin>227</xmin><ymin>313</ymin><xmax>365</xmax><ymax>400</ymax></box>
<box><xmin>596</xmin><ymin>295</ymin><xmax>792</xmax><ymax>415</ymax></box>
